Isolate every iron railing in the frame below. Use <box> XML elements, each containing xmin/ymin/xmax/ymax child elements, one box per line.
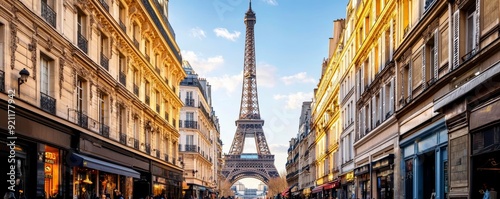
<box><xmin>100</xmin><ymin>53</ymin><xmax>109</xmax><ymax>70</ymax></box>
<box><xmin>41</xmin><ymin>1</ymin><xmax>56</xmax><ymax>28</ymax></box>
<box><xmin>156</xmin><ymin>104</ymin><xmax>160</xmax><ymax>112</ymax></box>
<box><xmin>185</xmin><ymin>98</ymin><xmax>195</xmax><ymax>107</ymax></box>
<box><xmin>133</xmin><ymin>139</ymin><xmax>139</xmax><ymax>149</ymax></box>
<box><xmin>76</xmin><ymin>111</ymin><xmax>88</xmax><ymax>128</ymax></box>
<box><xmin>164</xmin><ymin>112</ymin><xmax>169</xmax><ymax>121</ymax></box>
<box><xmin>164</xmin><ymin>154</ymin><xmax>169</xmax><ymax>162</ymax></box>
<box><xmin>156</xmin><ymin>150</ymin><xmax>160</xmax><ymax>158</ymax></box>
<box><xmin>145</xmin><ymin>95</ymin><xmax>150</xmax><ymax>105</ymax></box>
<box><xmin>185</xmin><ymin>144</ymin><xmax>197</xmax><ymax>152</ymax></box>
<box><xmin>119</xmin><ymin>20</ymin><xmax>126</xmax><ymax>32</ymax></box>
<box><xmin>119</xmin><ymin>71</ymin><xmax>126</xmax><ymax>86</ymax></box>
<box><xmin>133</xmin><ymin>84</ymin><xmax>139</xmax><ymax>96</ymax></box>
<box><xmin>145</xmin><ymin>143</ymin><xmax>151</xmax><ymax>154</ymax></box>
<box><xmin>100</xmin><ymin>123</ymin><xmax>110</xmax><ymax>138</ymax></box>
<box><xmin>77</xmin><ymin>33</ymin><xmax>88</xmax><ymax>53</ymax></box>
<box><xmin>119</xmin><ymin>133</ymin><xmax>127</xmax><ymax>145</ymax></box>
<box><xmin>99</xmin><ymin>0</ymin><xmax>109</xmax><ymax>11</ymax></box>
<box><xmin>133</xmin><ymin>38</ymin><xmax>139</xmax><ymax>49</ymax></box>
<box><xmin>183</xmin><ymin>120</ymin><xmax>198</xmax><ymax>129</ymax></box>
<box><xmin>41</xmin><ymin>92</ymin><xmax>56</xmax><ymax>115</ymax></box>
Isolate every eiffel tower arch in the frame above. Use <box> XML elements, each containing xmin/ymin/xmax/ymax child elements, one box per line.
<box><xmin>222</xmin><ymin>0</ymin><xmax>279</xmax><ymax>185</ymax></box>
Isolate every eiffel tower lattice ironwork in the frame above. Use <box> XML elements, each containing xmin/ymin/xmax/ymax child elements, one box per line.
<box><xmin>222</xmin><ymin>1</ymin><xmax>279</xmax><ymax>184</ymax></box>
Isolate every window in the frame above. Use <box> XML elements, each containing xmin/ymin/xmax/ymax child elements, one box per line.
<box><xmin>118</xmin><ymin>105</ymin><xmax>125</xmax><ymax>134</ymax></box>
<box><xmin>425</xmin><ymin>34</ymin><xmax>438</xmax><ymax>86</ymax></box>
<box><xmin>186</xmin><ymin>112</ymin><xmax>194</xmax><ymax>121</ymax></box>
<box><xmin>186</xmin><ymin>135</ymin><xmax>194</xmax><ymax>145</ymax></box>
<box><xmin>40</xmin><ymin>55</ymin><xmax>52</xmax><ymax>95</ymax></box>
<box><xmin>77</xmin><ymin>10</ymin><xmax>88</xmax><ymax>53</ymax></box>
<box><xmin>118</xmin><ymin>4</ymin><xmax>126</xmax><ymax>31</ymax></box>
<box><xmin>383</xmin><ymin>28</ymin><xmax>391</xmax><ymax>66</ymax></box>
<box><xmin>144</xmin><ymin>40</ymin><xmax>150</xmax><ymax>61</ymax></box>
<box><xmin>119</xmin><ymin>53</ymin><xmax>126</xmax><ymax>85</ymax></box>
<box><xmin>132</xmin><ymin>23</ymin><xmax>140</xmax><ymax>48</ymax></box>
<box><xmin>374</xmin><ymin>44</ymin><xmax>380</xmax><ymax>75</ymax></box>
<box><xmin>156</xmin><ymin>91</ymin><xmax>160</xmax><ymax>112</ymax></box>
<box><xmin>465</xmin><ymin>5</ymin><xmax>477</xmax><ymax>55</ymax></box>
<box><xmin>133</xmin><ymin>117</ymin><xmax>139</xmax><ymax>147</ymax></box>
<box><xmin>98</xmin><ymin>91</ymin><xmax>108</xmax><ymax>125</ymax></box>
<box><xmin>100</xmin><ymin>33</ymin><xmax>109</xmax><ymax>70</ymax></box>
<box><xmin>402</xmin><ymin>64</ymin><xmax>411</xmax><ymax>101</ymax></box>
<box><xmin>145</xmin><ymin>81</ymin><xmax>150</xmax><ymax>105</ymax></box>
<box><xmin>76</xmin><ymin>78</ymin><xmax>87</xmax><ymax>113</ymax></box>
<box><xmin>364</xmin><ymin>59</ymin><xmax>369</xmax><ymax>88</ymax></box>
<box><xmin>402</xmin><ymin>0</ymin><xmax>411</xmax><ymax>36</ymax></box>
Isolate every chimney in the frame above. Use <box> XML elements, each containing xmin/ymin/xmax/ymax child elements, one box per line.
<box><xmin>328</xmin><ymin>19</ymin><xmax>346</xmax><ymax>58</ymax></box>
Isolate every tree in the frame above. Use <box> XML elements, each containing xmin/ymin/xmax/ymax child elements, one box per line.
<box><xmin>266</xmin><ymin>171</ymin><xmax>288</xmax><ymax>198</ymax></box>
<box><xmin>219</xmin><ymin>180</ymin><xmax>234</xmax><ymax>198</ymax></box>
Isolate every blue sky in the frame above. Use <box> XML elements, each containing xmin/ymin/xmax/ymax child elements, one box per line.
<box><xmin>169</xmin><ymin>0</ymin><xmax>349</xmax><ymax>188</ymax></box>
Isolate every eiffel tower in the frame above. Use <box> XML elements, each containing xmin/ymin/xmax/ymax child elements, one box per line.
<box><xmin>222</xmin><ymin>0</ymin><xmax>279</xmax><ymax>184</ymax></box>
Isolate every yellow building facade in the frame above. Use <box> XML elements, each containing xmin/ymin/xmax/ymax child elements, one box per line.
<box><xmin>0</xmin><ymin>0</ymin><xmax>185</xmax><ymax>198</ymax></box>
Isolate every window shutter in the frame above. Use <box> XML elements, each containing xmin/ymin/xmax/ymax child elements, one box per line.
<box><xmin>452</xmin><ymin>10</ymin><xmax>460</xmax><ymax>69</ymax></box>
<box><xmin>379</xmin><ymin>91</ymin><xmax>383</xmax><ymax>123</ymax></box>
<box><xmin>434</xmin><ymin>30</ymin><xmax>439</xmax><ymax>80</ymax></box>
<box><xmin>382</xmin><ymin>85</ymin><xmax>386</xmax><ymax>118</ymax></box>
<box><xmin>390</xmin><ymin>78</ymin><xmax>394</xmax><ymax>114</ymax></box>
<box><xmin>408</xmin><ymin>61</ymin><xmax>412</xmax><ymax>99</ymax></box>
<box><xmin>476</xmin><ymin>0</ymin><xmax>480</xmax><ymax>50</ymax></box>
<box><xmin>361</xmin><ymin>64</ymin><xmax>365</xmax><ymax>93</ymax></box>
<box><xmin>422</xmin><ymin>47</ymin><xmax>426</xmax><ymax>89</ymax></box>
<box><xmin>372</xmin><ymin>96</ymin><xmax>376</xmax><ymax>128</ymax></box>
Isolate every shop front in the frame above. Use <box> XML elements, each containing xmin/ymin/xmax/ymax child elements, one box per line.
<box><xmin>399</xmin><ymin>119</ymin><xmax>448</xmax><ymax>199</ymax></box>
<box><xmin>354</xmin><ymin>164</ymin><xmax>370</xmax><ymax>199</ymax></box>
<box><xmin>0</xmin><ymin>102</ymin><xmax>73</xmax><ymax>199</ymax></box>
<box><xmin>338</xmin><ymin>171</ymin><xmax>354</xmax><ymax>199</ymax></box>
<box><xmin>151</xmin><ymin>162</ymin><xmax>182</xmax><ymax>199</ymax></box>
<box><xmin>371</xmin><ymin>154</ymin><xmax>394</xmax><ymax>199</ymax></box>
<box><xmin>311</xmin><ymin>181</ymin><xmax>339</xmax><ymax>199</ymax></box>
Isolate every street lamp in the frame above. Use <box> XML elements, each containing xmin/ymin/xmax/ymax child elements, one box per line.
<box><xmin>18</xmin><ymin>68</ymin><xmax>30</xmax><ymax>95</ymax></box>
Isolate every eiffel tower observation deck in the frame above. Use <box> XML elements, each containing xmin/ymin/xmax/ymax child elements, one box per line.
<box><xmin>221</xmin><ymin>0</ymin><xmax>279</xmax><ymax>184</ymax></box>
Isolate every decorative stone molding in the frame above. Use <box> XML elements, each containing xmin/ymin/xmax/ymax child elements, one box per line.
<box><xmin>29</xmin><ymin>27</ymin><xmax>38</xmax><ymax>80</ymax></box>
<box><xmin>59</xmin><ymin>58</ymin><xmax>65</xmax><ymax>98</ymax></box>
<box><xmin>9</xmin><ymin>18</ymin><xmax>18</xmax><ymax>70</ymax></box>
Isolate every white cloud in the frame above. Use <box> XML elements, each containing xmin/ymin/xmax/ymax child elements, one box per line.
<box><xmin>256</xmin><ymin>63</ymin><xmax>277</xmax><ymax>88</ymax></box>
<box><xmin>281</xmin><ymin>72</ymin><xmax>317</xmax><ymax>85</ymax></box>
<box><xmin>181</xmin><ymin>50</ymin><xmax>224</xmax><ymax>76</ymax></box>
<box><xmin>273</xmin><ymin>92</ymin><xmax>314</xmax><ymax>110</ymax></box>
<box><xmin>213</xmin><ymin>28</ymin><xmax>241</xmax><ymax>41</ymax></box>
<box><xmin>207</xmin><ymin>73</ymin><xmax>242</xmax><ymax>94</ymax></box>
<box><xmin>190</xmin><ymin>27</ymin><xmax>206</xmax><ymax>40</ymax></box>
<box><xmin>261</xmin><ymin>0</ymin><xmax>278</xmax><ymax>5</ymax></box>
<box><xmin>269</xmin><ymin>144</ymin><xmax>289</xmax><ymax>154</ymax></box>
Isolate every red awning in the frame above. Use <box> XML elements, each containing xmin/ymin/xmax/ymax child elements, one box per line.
<box><xmin>281</xmin><ymin>183</ymin><xmax>298</xmax><ymax>196</ymax></box>
<box><xmin>311</xmin><ymin>180</ymin><xmax>341</xmax><ymax>193</ymax></box>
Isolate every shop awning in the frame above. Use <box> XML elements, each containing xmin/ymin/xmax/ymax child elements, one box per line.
<box><xmin>311</xmin><ymin>181</ymin><xmax>340</xmax><ymax>194</ymax></box>
<box><xmin>68</xmin><ymin>153</ymin><xmax>141</xmax><ymax>178</ymax></box>
<box><xmin>281</xmin><ymin>183</ymin><xmax>298</xmax><ymax>196</ymax></box>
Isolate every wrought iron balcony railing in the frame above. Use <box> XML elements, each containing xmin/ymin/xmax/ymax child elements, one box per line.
<box><xmin>119</xmin><ymin>71</ymin><xmax>126</xmax><ymax>86</ymax></box>
<box><xmin>100</xmin><ymin>123</ymin><xmax>110</xmax><ymax>138</ymax></box>
<box><xmin>119</xmin><ymin>133</ymin><xmax>127</xmax><ymax>145</ymax></box>
<box><xmin>41</xmin><ymin>1</ymin><xmax>56</xmax><ymax>28</ymax></box>
<box><xmin>99</xmin><ymin>0</ymin><xmax>109</xmax><ymax>11</ymax></box>
<box><xmin>133</xmin><ymin>84</ymin><xmax>139</xmax><ymax>96</ymax></box>
<box><xmin>100</xmin><ymin>53</ymin><xmax>109</xmax><ymax>70</ymax></box>
<box><xmin>119</xmin><ymin>20</ymin><xmax>126</xmax><ymax>32</ymax></box>
<box><xmin>145</xmin><ymin>143</ymin><xmax>151</xmax><ymax>154</ymax></box>
<box><xmin>164</xmin><ymin>112</ymin><xmax>169</xmax><ymax>121</ymax></box>
<box><xmin>185</xmin><ymin>98</ymin><xmax>195</xmax><ymax>107</ymax></box>
<box><xmin>0</xmin><ymin>70</ymin><xmax>4</xmax><ymax>93</ymax></box>
<box><xmin>76</xmin><ymin>111</ymin><xmax>89</xmax><ymax>128</ymax></box>
<box><xmin>156</xmin><ymin>104</ymin><xmax>160</xmax><ymax>112</ymax></box>
<box><xmin>77</xmin><ymin>33</ymin><xmax>88</xmax><ymax>53</ymax></box>
<box><xmin>183</xmin><ymin>120</ymin><xmax>198</xmax><ymax>129</ymax></box>
<box><xmin>164</xmin><ymin>154</ymin><xmax>169</xmax><ymax>162</ymax></box>
<box><xmin>156</xmin><ymin>150</ymin><xmax>160</xmax><ymax>158</ymax></box>
<box><xmin>145</xmin><ymin>95</ymin><xmax>150</xmax><ymax>105</ymax></box>
<box><xmin>133</xmin><ymin>139</ymin><xmax>139</xmax><ymax>149</ymax></box>
<box><xmin>41</xmin><ymin>92</ymin><xmax>56</xmax><ymax>115</ymax></box>
<box><xmin>133</xmin><ymin>38</ymin><xmax>139</xmax><ymax>49</ymax></box>
<box><xmin>185</xmin><ymin>144</ymin><xmax>197</xmax><ymax>152</ymax></box>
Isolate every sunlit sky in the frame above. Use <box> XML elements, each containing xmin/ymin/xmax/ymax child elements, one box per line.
<box><xmin>169</xmin><ymin>0</ymin><xmax>349</xmax><ymax>188</ymax></box>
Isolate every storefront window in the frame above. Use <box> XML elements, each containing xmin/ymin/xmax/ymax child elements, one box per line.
<box><xmin>359</xmin><ymin>174</ymin><xmax>370</xmax><ymax>199</ymax></box>
<box><xmin>99</xmin><ymin>172</ymin><xmax>118</xmax><ymax>199</ymax></box>
<box><xmin>75</xmin><ymin>168</ymin><xmax>98</xmax><ymax>199</ymax></box>
<box><xmin>119</xmin><ymin>175</ymin><xmax>133</xmax><ymax>199</ymax></box>
<box><xmin>377</xmin><ymin>170</ymin><xmax>393</xmax><ymax>199</ymax></box>
<box><xmin>44</xmin><ymin>146</ymin><xmax>61</xmax><ymax>199</ymax></box>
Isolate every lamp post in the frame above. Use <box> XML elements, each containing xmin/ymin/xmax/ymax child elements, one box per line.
<box><xmin>18</xmin><ymin>68</ymin><xmax>30</xmax><ymax>96</ymax></box>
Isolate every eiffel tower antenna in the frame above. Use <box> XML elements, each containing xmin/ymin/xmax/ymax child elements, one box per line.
<box><xmin>222</xmin><ymin>1</ymin><xmax>279</xmax><ymax>184</ymax></box>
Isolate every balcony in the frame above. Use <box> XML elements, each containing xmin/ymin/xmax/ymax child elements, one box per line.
<box><xmin>145</xmin><ymin>95</ymin><xmax>150</xmax><ymax>105</ymax></box>
<box><xmin>133</xmin><ymin>139</ymin><xmax>139</xmax><ymax>149</ymax></box>
<box><xmin>133</xmin><ymin>84</ymin><xmax>139</xmax><ymax>96</ymax></box>
<box><xmin>119</xmin><ymin>71</ymin><xmax>126</xmax><ymax>86</ymax></box>
<box><xmin>164</xmin><ymin>112</ymin><xmax>169</xmax><ymax>121</ymax></box>
<box><xmin>77</xmin><ymin>33</ymin><xmax>88</xmax><ymax>53</ymax></box>
<box><xmin>0</xmin><ymin>70</ymin><xmax>4</xmax><ymax>92</ymax></box>
<box><xmin>145</xmin><ymin>143</ymin><xmax>151</xmax><ymax>154</ymax></box>
<box><xmin>183</xmin><ymin>120</ymin><xmax>198</xmax><ymax>129</ymax></box>
<box><xmin>99</xmin><ymin>0</ymin><xmax>109</xmax><ymax>12</ymax></box>
<box><xmin>100</xmin><ymin>53</ymin><xmax>109</xmax><ymax>70</ymax></box>
<box><xmin>164</xmin><ymin>154</ymin><xmax>169</xmax><ymax>162</ymax></box>
<box><xmin>100</xmin><ymin>123</ymin><xmax>110</xmax><ymax>138</ymax></box>
<box><xmin>41</xmin><ymin>1</ymin><xmax>56</xmax><ymax>28</ymax></box>
<box><xmin>133</xmin><ymin>38</ymin><xmax>139</xmax><ymax>49</ymax></box>
<box><xmin>119</xmin><ymin>20</ymin><xmax>126</xmax><ymax>32</ymax></box>
<box><xmin>155</xmin><ymin>150</ymin><xmax>160</xmax><ymax>158</ymax></box>
<box><xmin>40</xmin><ymin>92</ymin><xmax>56</xmax><ymax>115</ymax></box>
<box><xmin>156</xmin><ymin>104</ymin><xmax>160</xmax><ymax>112</ymax></box>
<box><xmin>185</xmin><ymin>98</ymin><xmax>195</xmax><ymax>107</ymax></box>
<box><xmin>76</xmin><ymin>111</ymin><xmax>89</xmax><ymax>128</ymax></box>
<box><xmin>462</xmin><ymin>48</ymin><xmax>477</xmax><ymax>63</ymax></box>
<box><xmin>424</xmin><ymin>0</ymin><xmax>436</xmax><ymax>10</ymax></box>
<box><xmin>119</xmin><ymin>133</ymin><xmax>127</xmax><ymax>145</ymax></box>
<box><xmin>185</xmin><ymin>144</ymin><xmax>197</xmax><ymax>152</ymax></box>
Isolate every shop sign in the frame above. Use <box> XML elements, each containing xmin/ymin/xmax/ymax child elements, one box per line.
<box><xmin>156</xmin><ymin>177</ymin><xmax>166</xmax><ymax>184</ymax></box>
<box><xmin>45</xmin><ymin>152</ymin><xmax>57</xmax><ymax>164</ymax></box>
<box><xmin>345</xmin><ymin>171</ymin><xmax>354</xmax><ymax>182</ymax></box>
<box><xmin>354</xmin><ymin>164</ymin><xmax>370</xmax><ymax>176</ymax></box>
